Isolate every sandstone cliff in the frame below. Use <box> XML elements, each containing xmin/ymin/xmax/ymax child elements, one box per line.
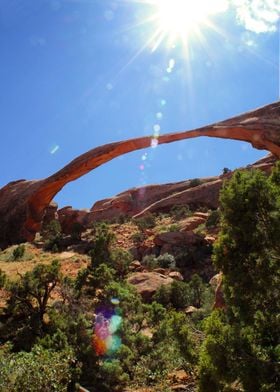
<box><xmin>0</xmin><ymin>102</ymin><xmax>279</xmax><ymax>248</ymax></box>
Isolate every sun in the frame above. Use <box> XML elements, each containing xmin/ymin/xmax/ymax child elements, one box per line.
<box><xmin>150</xmin><ymin>0</ymin><xmax>228</xmax><ymax>49</ymax></box>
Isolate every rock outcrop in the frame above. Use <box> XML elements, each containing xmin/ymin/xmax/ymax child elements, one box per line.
<box><xmin>127</xmin><ymin>272</ymin><xmax>173</xmax><ymax>301</ymax></box>
<box><xmin>0</xmin><ymin>102</ymin><xmax>279</xmax><ymax>248</ymax></box>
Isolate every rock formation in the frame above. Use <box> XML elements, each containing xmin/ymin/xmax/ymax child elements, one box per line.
<box><xmin>0</xmin><ymin>102</ymin><xmax>279</xmax><ymax>248</ymax></box>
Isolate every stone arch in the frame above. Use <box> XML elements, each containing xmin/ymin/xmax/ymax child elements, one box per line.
<box><xmin>0</xmin><ymin>101</ymin><xmax>279</xmax><ymax>247</ymax></box>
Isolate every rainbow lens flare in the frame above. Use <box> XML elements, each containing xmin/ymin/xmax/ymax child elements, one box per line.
<box><xmin>92</xmin><ymin>303</ymin><xmax>122</xmax><ymax>356</ymax></box>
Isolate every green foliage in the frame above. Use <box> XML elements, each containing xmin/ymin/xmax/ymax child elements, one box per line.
<box><xmin>205</xmin><ymin>209</ymin><xmax>220</xmax><ymax>228</ymax></box>
<box><xmin>98</xmin><ymin>359</ymin><xmax>130</xmax><ymax>391</ymax></box>
<box><xmin>157</xmin><ymin>253</ymin><xmax>176</xmax><ymax>268</ymax></box>
<box><xmin>170</xmin><ymin>204</ymin><xmax>192</xmax><ymax>219</ymax></box>
<box><xmin>189</xmin><ymin>274</ymin><xmax>205</xmax><ymax>308</ymax></box>
<box><xmin>0</xmin><ymin>269</ymin><xmax>6</xmax><ymax>288</ymax></box>
<box><xmin>190</xmin><ymin>178</ymin><xmax>201</xmax><ymax>187</ymax></box>
<box><xmin>142</xmin><ymin>254</ymin><xmax>159</xmax><ymax>270</ymax></box>
<box><xmin>153</xmin><ymin>284</ymin><xmax>172</xmax><ymax>307</ymax></box>
<box><xmin>133</xmin><ymin>213</ymin><xmax>156</xmax><ymax>230</ymax></box>
<box><xmin>12</xmin><ymin>244</ymin><xmax>25</xmax><ymax>260</ymax></box>
<box><xmin>131</xmin><ymin>231</ymin><xmax>145</xmax><ymax>244</ymax></box>
<box><xmin>0</xmin><ymin>344</ymin><xmax>76</xmax><ymax>391</ymax></box>
<box><xmin>170</xmin><ymin>280</ymin><xmax>191</xmax><ymax>309</ymax></box>
<box><xmin>145</xmin><ymin>301</ymin><xmax>167</xmax><ymax>326</ymax></box>
<box><xmin>3</xmin><ymin>260</ymin><xmax>61</xmax><ymax>350</ymax></box>
<box><xmin>71</xmin><ymin>222</ymin><xmax>84</xmax><ymax>241</ymax></box>
<box><xmin>89</xmin><ymin>222</ymin><xmax>115</xmax><ymax>267</ymax></box>
<box><xmin>142</xmin><ymin>253</ymin><xmax>175</xmax><ymax>270</ymax></box>
<box><xmin>110</xmin><ymin>248</ymin><xmax>132</xmax><ymax>279</ymax></box>
<box><xmin>44</xmin><ymin>220</ymin><xmax>62</xmax><ymax>251</ymax></box>
<box><xmin>222</xmin><ymin>167</ymin><xmax>231</xmax><ymax>175</ymax></box>
<box><xmin>199</xmin><ymin>165</ymin><xmax>280</xmax><ymax>391</ymax></box>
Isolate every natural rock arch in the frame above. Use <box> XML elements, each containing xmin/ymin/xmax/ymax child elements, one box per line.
<box><xmin>0</xmin><ymin>101</ymin><xmax>279</xmax><ymax>248</ymax></box>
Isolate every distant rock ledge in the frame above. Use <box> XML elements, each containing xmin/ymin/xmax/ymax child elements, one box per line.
<box><xmin>0</xmin><ymin>101</ymin><xmax>279</xmax><ymax>248</ymax></box>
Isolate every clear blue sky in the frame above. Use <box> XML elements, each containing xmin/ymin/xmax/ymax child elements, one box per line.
<box><xmin>0</xmin><ymin>0</ymin><xmax>279</xmax><ymax>209</ymax></box>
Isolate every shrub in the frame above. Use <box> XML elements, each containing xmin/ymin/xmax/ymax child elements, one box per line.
<box><xmin>12</xmin><ymin>244</ymin><xmax>25</xmax><ymax>260</ymax></box>
<box><xmin>43</xmin><ymin>220</ymin><xmax>62</xmax><ymax>251</ymax></box>
<box><xmin>110</xmin><ymin>248</ymin><xmax>132</xmax><ymax>279</ymax></box>
<box><xmin>89</xmin><ymin>222</ymin><xmax>115</xmax><ymax>267</ymax></box>
<box><xmin>222</xmin><ymin>167</ymin><xmax>231</xmax><ymax>175</ymax></box>
<box><xmin>170</xmin><ymin>281</ymin><xmax>191</xmax><ymax>309</ymax></box>
<box><xmin>131</xmin><ymin>232</ymin><xmax>145</xmax><ymax>244</ymax></box>
<box><xmin>98</xmin><ymin>360</ymin><xmax>129</xmax><ymax>391</ymax></box>
<box><xmin>0</xmin><ymin>269</ymin><xmax>6</xmax><ymax>288</ymax></box>
<box><xmin>205</xmin><ymin>210</ymin><xmax>220</xmax><ymax>228</ymax></box>
<box><xmin>189</xmin><ymin>178</ymin><xmax>201</xmax><ymax>187</ymax></box>
<box><xmin>0</xmin><ymin>344</ymin><xmax>76</xmax><ymax>391</ymax></box>
<box><xmin>153</xmin><ymin>284</ymin><xmax>172</xmax><ymax>307</ymax></box>
<box><xmin>133</xmin><ymin>214</ymin><xmax>156</xmax><ymax>230</ymax></box>
<box><xmin>142</xmin><ymin>254</ymin><xmax>159</xmax><ymax>270</ymax></box>
<box><xmin>71</xmin><ymin>222</ymin><xmax>84</xmax><ymax>241</ymax></box>
<box><xmin>170</xmin><ymin>205</ymin><xmax>192</xmax><ymax>219</ymax></box>
<box><xmin>157</xmin><ymin>253</ymin><xmax>176</xmax><ymax>268</ymax></box>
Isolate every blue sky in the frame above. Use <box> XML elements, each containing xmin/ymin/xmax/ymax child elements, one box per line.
<box><xmin>0</xmin><ymin>0</ymin><xmax>279</xmax><ymax>209</ymax></box>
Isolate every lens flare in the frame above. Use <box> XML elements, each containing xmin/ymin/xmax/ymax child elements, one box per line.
<box><xmin>92</xmin><ymin>306</ymin><xmax>122</xmax><ymax>356</ymax></box>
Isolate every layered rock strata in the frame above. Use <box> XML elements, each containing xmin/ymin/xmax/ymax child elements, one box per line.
<box><xmin>0</xmin><ymin>102</ymin><xmax>279</xmax><ymax>247</ymax></box>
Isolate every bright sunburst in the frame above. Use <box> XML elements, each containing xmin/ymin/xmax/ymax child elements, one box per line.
<box><xmin>149</xmin><ymin>0</ymin><xmax>228</xmax><ymax>50</ymax></box>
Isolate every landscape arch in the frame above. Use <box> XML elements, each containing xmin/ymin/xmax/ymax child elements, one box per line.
<box><xmin>0</xmin><ymin>101</ymin><xmax>279</xmax><ymax>248</ymax></box>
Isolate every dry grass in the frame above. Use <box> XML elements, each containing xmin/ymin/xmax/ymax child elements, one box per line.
<box><xmin>0</xmin><ymin>243</ymin><xmax>89</xmax><ymax>281</ymax></box>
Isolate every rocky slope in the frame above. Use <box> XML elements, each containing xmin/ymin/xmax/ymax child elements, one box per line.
<box><xmin>0</xmin><ymin>101</ymin><xmax>279</xmax><ymax>248</ymax></box>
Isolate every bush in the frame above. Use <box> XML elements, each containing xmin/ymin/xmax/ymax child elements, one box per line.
<box><xmin>190</xmin><ymin>178</ymin><xmax>201</xmax><ymax>187</ymax></box>
<box><xmin>133</xmin><ymin>214</ymin><xmax>156</xmax><ymax>230</ymax></box>
<box><xmin>98</xmin><ymin>360</ymin><xmax>129</xmax><ymax>391</ymax></box>
<box><xmin>71</xmin><ymin>222</ymin><xmax>84</xmax><ymax>241</ymax></box>
<box><xmin>131</xmin><ymin>232</ymin><xmax>145</xmax><ymax>244</ymax></box>
<box><xmin>110</xmin><ymin>248</ymin><xmax>132</xmax><ymax>279</ymax></box>
<box><xmin>89</xmin><ymin>222</ymin><xmax>115</xmax><ymax>267</ymax></box>
<box><xmin>43</xmin><ymin>220</ymin><xmax>62</xmax><ymax>251</ymax></box>
<box><xmin>12</xmin><ymin>244</ymin><xmax>25</xmax><ymax>260</ymax></box>
<box><xmin>153</xmin><ymin>284</ymin><xmax>172</xmax><ymax>307</ymax></box>
<box><xmin>0</xmin><ymin>344</ymin><xmax>76</xmax><ymax>391</ymax></box>
<box><xmin>157</xmin><ymin>253</ymin><xmax>176</xmax><ymax>268</ymax></box>
<box><xmin>205</xmin><ymin>210</ymin><xmax>220</xmax><ymax>228</ymax></box>
<box><xmin>0</xmin><ymin>269</ymin><xmax>6</xmax><ymax>288</ymax></box>
<box><xmin>170</xmin><ymin>281</ymin><xmax>191</xmax><ymax>309</ymax></box>
<box><xmin>142</xmin><ymin>254</ymin><xmax>159</xmax><ymax>270</ymax></box>
<box><xmin>170</xmin><ymin>205</ymin><xmax>192</xmax><ymax>219</ymax></box>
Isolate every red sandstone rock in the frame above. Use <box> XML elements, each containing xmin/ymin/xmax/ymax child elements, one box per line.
<box><xmin>0</xmin><ymin>102</ymin><xmax>279</xmax><ymax>247</ymax></box>
<box><xmin>57</xmin><ymin>207</ymin><xmax>89</xmax><ymax>235</ymax></box>
<box><xmin>168</xmin><ymin>271</ymin><xmax>184</xmax><ymax>281</ymax></box>
<box><xmin>179</xmin><ymin>216</ymin><xmax>206</xmax><ymax>232</ymax></box>
<box><xmin>154</xmin><ymin>231</ymin><xmax>203</xmax><ymax>247</ymax></box>
<box><xmin>210</xmin><ymin>272</ymin><xmax>226</xmax><ymax>309</ymax></box>
<box><xmin>127</xmin><ymin>272</ymin><xmax>173</xmax><ymax>301</ymax></box>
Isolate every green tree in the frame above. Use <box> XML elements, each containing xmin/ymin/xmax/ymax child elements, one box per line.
<box><xmin>44</xmin><ymin>220</ymin><xmax>62</xmax><ymax>251</ymax></box>
<box><xmin>199</xmin><ymin>165</ymin><xmax>280</xmax><ymax>391</ymax></box>
<box><xmin>0</xmin><ymin>344</ymin><xmax>76</xmax><ymax>391</ymax></box>
<box><xmin>12</xmin><ymin>244</ymin><xmax>25</xmax><ymax>260</ymax></box>
<box><xmin>189</xmin><ymin>274</ymin><xmax>205</xmax><ymax>308</ymax></box>
<box><xmin>89</xmin><ymin>222</ymin><xmax>115</xmax><ymax>267</ymax></box>
<box><xmin>3</xmin><ymin>260</ymin><xmax>61</xmax><ymax>349</ymax></box>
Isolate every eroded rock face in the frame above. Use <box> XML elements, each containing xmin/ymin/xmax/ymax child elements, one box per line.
<box><xmin>127</xmin><ymin>272</ymin><xmax>173</xmax><ymax>301</ymax></box>
<box><xmin>0</xmin><ymin>102</ymin><xmax>279</xmax><ymax>248</ymax></box>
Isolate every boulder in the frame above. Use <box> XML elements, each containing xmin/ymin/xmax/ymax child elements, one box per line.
<box><xmin>179</xmin><ymin>216</ymin><xmax>206</xmax><ymax>231</ymax></box>
<box><xmin>168</xmin><ymin>271</ymin><xmax>184</xmax><ymax>281</ymax></box>
<box><xmin>127</xmin><ymin>272</ymin><xmax>173</xmax><ymax>301</ymax></box>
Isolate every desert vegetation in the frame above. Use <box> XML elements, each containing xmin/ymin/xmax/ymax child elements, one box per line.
<box><xmin>0</xmin><ymin>163</ymin><xmax>279</xmax><ymax>391</ymax></box>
